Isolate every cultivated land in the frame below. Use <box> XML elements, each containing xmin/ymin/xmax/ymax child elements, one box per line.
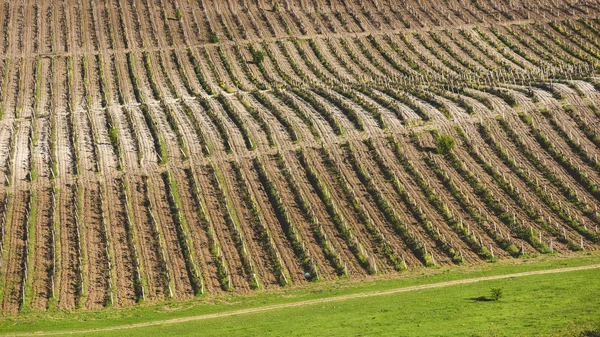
<box><xmin>0</xmin><ymin>0</ymin><xmax>599</xmax><ymax>328</ymax></box>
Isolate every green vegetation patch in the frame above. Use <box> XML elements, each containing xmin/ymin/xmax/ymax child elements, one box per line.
<box><xmin>1</xmin><ymin>254</ymin><xmax>599</xmax><ymax>336</ymax></box>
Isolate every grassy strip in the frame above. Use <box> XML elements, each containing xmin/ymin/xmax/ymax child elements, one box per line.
<box><xmin>276</xmin><ymin>152</ymin><xmax>347</xmax><ymax>276</ymax></box>
<box><xmin>209</xmin><ymin>164</ymin><xmax>261</xmax><ymax>289</ymax></box>
<box><xmin>0</xmin><ymin>193</ymin><xmax>14</xmax><ymax>306</ymax></box>
<box><xmin>114</xmin><ymin>179</ymin><xmax>145</xmax><ymax>302</ymax></box>
<box><xmin>81</xmin><ymin>55</ymin><xmax>101</xmax><ymax>172</ymax></box>
<box><xmin>172</xmin><ymin>50</ymin><xmax>195</xmax><ymax>96</ymax></box>
<box><xmin>289</xmin><ymin>86</ymin><xmax>344</xmax><ymax>136</ymax></box>
<box><xmin>161</xmin><ymin>172</ymin><xmax>204</xmax><ymax>296</ymax></box>
<box><xmin>0</xmin><ymin>59</ymin><xmax>10</xmax><ymax>120</ymax></box>
<box><xmin>217</xmin><ymin>46</ymin><xmax>245</xmax><ymax>91</ymax></box>
<box><xmin>297</xmin><ymin>149</ymin><xmax>373</xmax><ymax>274</ymax></box>
<box><xmin>46</xmin><ymin>185</ymin><xmax>60</xmax><ymax>310</ymax></box>
<box><xmin>271</xmin><ymin>89</ymin><xmax>320</xmax><ymax>140</ymax></box>
<box><xmin>180</xmin><ymin>101</ymin><xmax>211</xmax><ymax>156</ymax></box>
<box><xmin>311</xmin><ymin>86</ymin><xmax>365</xmax><ymax>131</ymax></box>
<box><xmin>518</xmin><ymin>111</ymin><xmax>600</xmax><ymax>204</ymax></box>
<box><xmin>198</xmin><ymin>98</ymin><xmax>233</xmax><ymax>154</ymax></box>
<box><xmin>385</xmin><ymin>137</ymin><xmax>467</xmax><ymax>262</ymax></box>
<box><xmin>455</xmin><ymin>126</ymin><xmax>550</xmax><ymax>253</ymax></box>
<box><xmin>215</xmin><ymin>95</ymin><xmax>255</xmax><ymax>150</ymax></box>
<box><xmin>184</xmin><ymin>168</ymin><xmax>231</xmax><ymax>291</ymax></box>
<box><xmin>318</xmin><ymin>147</ymin><xmax>404</xmax><ymax>271</ymax></box>
<box><xmin>484</xmin><ymin>119</ymin><xmax>596</xmax><ymax>245</ymax></box>
<box><xmin>345</xmin><ymin>141</ymin><xmax>432</xmax><ymax>266</ymax></box>
<box><xmin>119</xmin><ymin>268</ymin><xmax>600</xmax><ymax>337</ymax></box>
<box><xmin>251</xmin><ymin>91</ymin><xmax>299</xmax><ymax>143</ymax></box>
<box><xmin>253</xmin><ymin>157</ymin><xmax>319</xmax><ymax>279</ymax></box>
<box><xmin>74</xmin><ymin>181</ymin><xmax>87</xmax><ymax>308</ymax></box>
<box><xmin>20</xmin><ymin>190</ymin><xmax>37</xmax><ymax>313</ymax></box>
<box><xmin>365</xmin><ymin>138</ymin><xmax>467</xmax><ymax>262</ymax></box>
<box><xmin>496</xmin><ymin>117</ymin><xmax>600</xmax><ymax>230</ymax></box>
<box><xmin>126</xmin><ymin>52</ymin><xmax>168</xmax><ymax>165</ymax></box>
<box><xmin>95</xmin><ymin>54</ymin><xmax>122</xmax><ymax>170</ymax></box>
<box><xmin>66</xmin><ymin>57</ymin><xmax>80</xmax><ymax>175</ymax></box>
<box><xmin>237</xmin><ymin>94</ymin><xmax>275</xmax><ymax>148</ymax></box>
<box><xmin>142</xmin><ymin>176</ymin><xmax>174</xmax><ymax>298</ymax></box>
<box><xmin>231</xmin><ymin>162</ymin><xmax>289</xmax><ymax>286</ymax></box>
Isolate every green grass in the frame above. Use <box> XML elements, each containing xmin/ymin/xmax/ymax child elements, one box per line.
<box><xmin>1</xmin><ymin>254</ymin><xmax>599</xmax><ymax>336</ymax></box>
<box><xmin>92</xmin><ymin>267</ymin><xmax>600</xmax><ymax>337</ymax></box>
<box><xmin>20</xmin><ymin>190</ymin><xmax>38</xmax><ymax>313</ymax></box>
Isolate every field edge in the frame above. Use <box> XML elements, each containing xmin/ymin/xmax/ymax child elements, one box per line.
<box><xmin>1</xmin><ymin>251</ymin><xmax>599</xmax><ymax>335</ymax></box>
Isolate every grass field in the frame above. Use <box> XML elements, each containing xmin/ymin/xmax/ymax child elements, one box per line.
<box><xmin>2</xmin><ymin>254</ymin><xmax>599</xmax><ymax>336</ymax></box>
<box><xmin>92</xmin><ymin>268</ymin><xmax>599</xmax><ymax>337</ymax></box>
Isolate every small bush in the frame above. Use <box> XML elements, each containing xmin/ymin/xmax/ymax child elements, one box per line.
<box><xmin>252</xmin><ymin>50</ymin><xmax>265</xmax><ymax>64</ymax></box>
<box><xmin>208</xmin><ymin>31</ymin><xmax>220</xmax><ymax>43</ymax></box>
<box><xmin>491</xmin><ymin>288</ymin><xmax>503</xmax><ymax>301</ymax></box>
<box><xmin>518</xmin><ymin>111</ymin><xmax>532</xmax><ymax>125</ymax></box>
<box><xmin>436</xmin><ymin>134</ymin><xmax>456</xmax><ymax>155</ymax></box>
<box><xmin>175</xmin><ymin>9</ymin><xmax>183</xmax><ymax>20</ymax></box>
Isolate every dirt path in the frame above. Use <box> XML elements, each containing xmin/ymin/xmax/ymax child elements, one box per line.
<box><xmin>7</xmin><ymin>264</ymin><xmax>600</xmax><ymax>336</ymax></box>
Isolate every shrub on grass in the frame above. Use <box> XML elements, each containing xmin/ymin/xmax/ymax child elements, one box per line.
<box><xmin>491</xmin><ymin>288</ymin><xmax>503</xmax><ymax>301</ymax></box>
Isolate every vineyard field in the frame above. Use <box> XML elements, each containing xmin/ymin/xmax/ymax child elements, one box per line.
<box><xmin>0</xmin><ymin>0</ymin><xmax>599</xmax><ymax>317</ymax></box>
